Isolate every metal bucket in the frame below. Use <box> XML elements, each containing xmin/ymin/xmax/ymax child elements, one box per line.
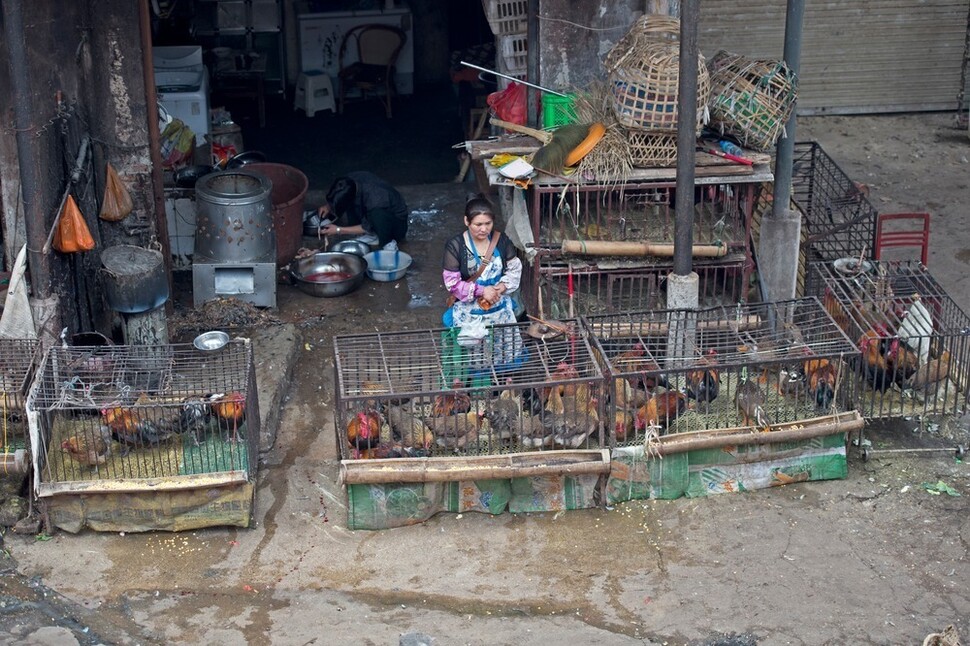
<box><xmin>100</xmin><ymin>245</ymin><xmax>170</xmax><ymax>314</ymax></box>
<box><xmin>194</xmin><ymin>170</ymin><xmax>276</xmax><ymax>264</ymax></box>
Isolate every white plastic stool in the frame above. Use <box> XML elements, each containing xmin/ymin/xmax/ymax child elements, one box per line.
<box><xmin>294</xmin><ymin>71</ymin><xmax>335</xmax><ymax>117</ymax></box>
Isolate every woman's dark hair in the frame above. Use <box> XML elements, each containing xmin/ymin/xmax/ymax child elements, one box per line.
<box><xmin>327</xmin><ymin>177</ymin><xmax>357</xmax><ymax>216</ymax></box>
<box><xmin>464</xmin><ymin>194</ymin><xmax>495</xmax><ymax>220</ymax></box>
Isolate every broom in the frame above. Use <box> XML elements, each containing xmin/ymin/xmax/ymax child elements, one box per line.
<box><xmin>490</xmin><ymin>118</ymin><xmax>592</xmax><ymax>175</ymax></box>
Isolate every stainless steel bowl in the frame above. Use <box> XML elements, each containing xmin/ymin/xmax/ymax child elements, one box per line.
<box><xmin>194</xmin><ymin>330</ymin><xmax>230</xmax><ymax>352</ymax></box>
<box><xmin>289</xmin><ymin>252</ymin><xmax>366</xmax><ymax>297</ymax></box>
<box><xmin>330</xmin><ymin>239</ymin><xmax>372</xmax><ymax>257</ymax></box>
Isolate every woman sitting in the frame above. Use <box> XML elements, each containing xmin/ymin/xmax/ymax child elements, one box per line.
<box><xmin>442</xmin><ymin>195</ymin><xmax>525</xmax><ymax>370</ymax></box>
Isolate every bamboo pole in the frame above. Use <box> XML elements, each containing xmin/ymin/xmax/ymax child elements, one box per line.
<box><xmin>652</xmin><ymin>412</ymin><xmax>864</xmax><ymax>457</ymax></box>
<box><xmin>586</xmin><ymin>314</ymin><xmax>762</xmax><ymax>339</ymax></box>
<box><xmin>339</xmin><ymin>449</ymin><xmax>610</xmax><ymax>485</ymax></box>
<box><xmin>561</xmin><ymin>240</ymin><xmax>728</xmax><ymax>258</ymax></box>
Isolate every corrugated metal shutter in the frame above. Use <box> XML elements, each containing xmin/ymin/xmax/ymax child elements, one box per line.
<box><xmin>698</xmin><ymin>0</ymin><xmax>967</xmax><ymax>114</ymax></box>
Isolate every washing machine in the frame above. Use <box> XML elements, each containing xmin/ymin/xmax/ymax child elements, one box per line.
<box><xmin>153</xmin><ymin>46</ymin><xmax>210</xmax><ymax>146</ymax></box>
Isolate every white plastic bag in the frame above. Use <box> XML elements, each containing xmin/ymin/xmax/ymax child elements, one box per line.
<box><xmin>0</xmin><ymin>245</ymin><xmax>37</xmax><ymax>340</ymax></box>
<box><xmin>457</xmin><ymin>317</ymin><xmax>488</xmax><ymax>347</ymax></box>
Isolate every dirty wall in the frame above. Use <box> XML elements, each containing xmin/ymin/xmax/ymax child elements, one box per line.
<box><xmin>0</xmin><ymin>0</ymin><xmax>156</xmax><ymax>335</ymax></box>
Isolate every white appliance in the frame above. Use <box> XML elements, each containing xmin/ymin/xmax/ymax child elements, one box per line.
<box><xmin>153</xmin><ymin>46</ymin><xmax>210</xmax><ymax>146</ymax></box>
<box><xmin>297</xmin><ymin>8</ymin><xmax>414</xmax><ymax>97</ymax></box>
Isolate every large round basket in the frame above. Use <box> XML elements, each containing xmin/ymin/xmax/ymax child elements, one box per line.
<box><xmin>707</xmin><ymin>50</ymin><xmax>798</xmax><ymax>152</ymax></box>
<box><xmin>605</xmin><ymin>15</ymin><xmax>710</xmax><ymax>134</ymax></box>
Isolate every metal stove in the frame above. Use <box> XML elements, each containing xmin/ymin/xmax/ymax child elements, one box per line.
<box><xmin>153</xmin><ymin>46</ymin><xmax>210</xmax><ymax>146</ymax></box>
<box><xmin>192</xmin><ymin>170</ymin><xmax>277</xmax><ymax>308</ymax></box>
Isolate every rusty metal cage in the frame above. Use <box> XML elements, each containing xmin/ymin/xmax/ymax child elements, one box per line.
<box><xmin>333</xmin><ymin>321</ymin><xmax>607</xmax><ymax>460</ymax></box>
<box><xmin>26</xmin><ymin>340</ymin><xmax>258</xmax><ymax>496</ymax></box>
<box><xmin>814</xmin><ymin>259</ymin><xmax>970</xmax><ymax>419</ymax></box>
<box><xmin>791</xmin><ymin>141</ymin><xmax>879</xmax><ymax>297</ymax></box>
<box><xmin>586</xmin><ymin>299</ymin><xmax>860</xmax><ymax>448</ymax></box>
<box><xmin>525</xmin><ymin>178</ymin><xmax>761</xmax><ymax>316</ymax></box>
<box><xmin>535</xmin><ymin>261</ymin><xmax>750</xmax><ymax>319</ymax></box>
<box><xmin>0</xmin><ymin>338</ymin><xmax>41</xmax><ymax>457</ymax></box>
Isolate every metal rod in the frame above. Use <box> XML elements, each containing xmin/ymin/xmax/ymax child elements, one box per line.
<box><xmin>770</xmin><ymin>0</ymin><xmax>806</xmax><ymax>217</ymax></box>
<box><xmin>673</xmin><ymin>0</ymin><xmax>700</xmax><ymax>277</ymax></box>
<box><xmin>526</xmin><ymin>0</ymin><xmax>540</xmax><ymax>126</ymax></box>
<box><xmin>459</xmin><ymin>61</ymin><xmax>567</xmax><ymax>97</ymax></box>
<box><xmin>862</xmin><ymin>446</ymin><xmax>966</xmax><ymax>461</ymax></box>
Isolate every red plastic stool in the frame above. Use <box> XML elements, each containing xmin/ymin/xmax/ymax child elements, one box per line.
<box><xmin>874</xmin><ymin>212</ymin><xmax>931</xmax><ymax>265</ymax></box>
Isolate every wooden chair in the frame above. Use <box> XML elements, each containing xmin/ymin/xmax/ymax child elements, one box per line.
<box><xmin>337</xmin><ymin>24</ymin><xmax>406</xmax><ymax>118</ymax></box>
<box><xmin>874</xmin><ymin>212</ymin><xmax>931</xmax><ymax>265</ymax></box>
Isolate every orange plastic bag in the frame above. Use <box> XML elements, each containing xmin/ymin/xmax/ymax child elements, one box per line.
<box><xmin>487</xmin><ymin>81</ymin><xmax>527</xmax><ymax>126</ymax></box>
<box><xmin>53</xmin><ymin>195</ymin><xmax>96</xmax><ymax>253</ymax></box>
<box><xmin>99</xmin><ymin>163</ymin><xmax>133</xmax><ymax>222</ymax></box>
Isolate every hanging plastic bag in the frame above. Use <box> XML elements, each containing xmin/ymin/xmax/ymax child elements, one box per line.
<box><xmin>99</xmin><ymin>163</ymin><xmax>133</xmax><ymax>222</ymax></box>
<box><xmin>487</xmin><ymin>81</ymin><xmax>527</xmax><ymax>126</ymax></box>
<box><xmin>0</xmin><ymin>245</ymin><xmax>37</xmax><ymax>340</ymax></box>
<box><xmin>53</xmin><ymin>195</ymin><xmax>96</xmax><ymax>253</ymax></box>
<box><xmin>159</xmin><ymin>118</ymin><xmax>196</xmax><ymax>169</ymax></box>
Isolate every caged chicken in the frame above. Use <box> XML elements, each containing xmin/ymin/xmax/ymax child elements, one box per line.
<box><xmin>426</xmin><ymin>411</ymin><xmax>480</xmax><ymax>450</ymax></box>
<box><xmin>100</xmin><ymin>393</ymin><xmax>178</xmax><ymax>454</ymax></box>
<box><xmin>906</xmin><ymin>349</ymin><xmax>952</xmax><ymax>397</ymax></box>
<box><xmin>61</xmin><ymin>425</ymin><xmax>113</xmax><ymax>469</ymax></box>
<box><xmin>803</xmin><ymin>357</ymin><xmax>838</xmax><ymax>411</ymax></box>
<box><xmin>612</xmin><ymin>342</ymin><xmax>670</xmax><ymax>393</ymax></box>
<box><xmin>482</xmin><ymin>382</ymin><xmax>522</xmax><ymax>442</ymax></box>
<box><xmin>347</xmin><ymin>409</ymin><xmax>383</xmax><ymax>456</ymax></box>
<box><xmin>547</xmin><ymin>395</ymin><xmax>600</xmax><ymax>448</ymax></box>
<box><xmin>431</xmin><ymin>379</ymin><xmax>472</xmax><ymax>417</ymax></box>
<box><xmin>686</xmin><ymin>348</ymin><xmax>720</xmax><ymax>413</ymax></box>
<box><xmin>634</xmin><ymin>390</ymin><xmax>688</xmax><ymax>436</ymax></box>
<box><xmin>734</xmin><ymin>367</ymin><xmax>771</xmax><ymax>433</ymax></box>
<box><xmin>208</xmin><ymin>392</ymin><xmax>247</xmax><ymax>442</ymax></box>
<box><xmin>386</xmin><ymin>405</ymin><xmax>434</xmax><ymax>452</ymax></box>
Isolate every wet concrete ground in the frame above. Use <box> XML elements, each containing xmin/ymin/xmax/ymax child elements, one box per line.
<box><xmin>3</xmin><ymin>115</ymin><xmax>970</xmax><ymax>644</ymax></box>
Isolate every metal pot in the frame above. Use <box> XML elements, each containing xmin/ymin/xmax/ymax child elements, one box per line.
<box><xmin>330</xmin><ymin>239</ymin><xmax>372</xmax><ymax>257</ymax></box>
<box><xmin>174</xmin><ymin>164</ymin><xmax>216</xmax><ymax>189</ymax></box>
<box><xmin>100</xmin><ymin>245</ymin><xmax>170</xmax><ymax>313</ymax></box>
<box><xmin>289</xmin><ymin>252</ymin><xmax>366</xmax><ymax>298</ymax></box>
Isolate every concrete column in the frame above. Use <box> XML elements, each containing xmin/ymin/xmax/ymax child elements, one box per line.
<box><xmin>666</xmin><ymin>271</ymin><xmax>699</xmax><ymax>366</ymax></box>
<box><xmin>757</xmin><ymin>208</ymin><xmax>801</xmax><ymax>304</ymax></box>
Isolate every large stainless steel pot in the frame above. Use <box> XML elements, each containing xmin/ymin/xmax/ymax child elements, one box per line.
<box><xmin>289</xmin><ymin>252</ymin><xmax>366</xmax><ymax>298</ymax></box>
<box><xmin>100</xmin><ymin>245</ymin><xmax>169</xmax><ymax>313</ymax></box>
<box><xmin>194</xmin><ymin>170</ymin><xmax>275</xmax><ymax>264</ymax></box>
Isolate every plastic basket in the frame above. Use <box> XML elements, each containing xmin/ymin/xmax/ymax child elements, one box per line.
<box><xmin>483</xmin><ymin>0</ymin><xmax>527</xmax><ymax>36</ymax></box>
<box><xmin>542</xmin><ymin>93</ymin><xmax>578</xmax><ymax>128</ymax></box>
<box><xmin>500</xmin><ymin>34</ymin><xmax>528</xmax><ymax>73</ymax></box>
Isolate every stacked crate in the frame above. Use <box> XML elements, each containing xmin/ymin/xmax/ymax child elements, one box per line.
<box><xmin>525</xmin><ymin>176</ymin><xmax>762</xmax><ymax>318</ymax></box>
<box><xmin>483</xmin><ymin>0</ymin><xmax>527</xmax><ymax>89</ymax></box>
<box><xmin>814</xmin><ymin>259</ymin><xmax>970</xmax><ymax>419</ymax></box>
<box><xmin>26</xmin><ymin>340</ymin><xmax>259</xmax><ymax>529</ymax></box>
<box><xmin>586</xmin><ymin>299</ymin><xmax>860</xmax><ymax>448</ymax></box>
<box><xmin>333</xmin><ymin>320</ymin><xmax>607</xmax><ymax>460</ymax></box>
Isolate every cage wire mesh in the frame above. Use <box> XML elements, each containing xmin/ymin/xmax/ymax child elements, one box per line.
<box><xmin>26</xmin><ymin>340</ymin><xmax>258</xmax><ymax>494</ymax></box>
<box><xmin>333</xmin><ymin>321</ymin><xmax>607</xmax><ymax>460</ymax></box>
<box><xmin>0</xmin><ymin>339</ymin><xmax>41</xmax><ymax>454</ymax></box>
<box><xmin>526</xmin><ymin>179</ymin><xmax>759</xmax><ymax>316</ymax></box>
<box><xmin>586</xmin><ymin>299</ymin><xmax>860</xmax><ymax>449</ymax></box>
<box><xmin>814</xmin><ymin>259</ymin><xmax>970</xmax><ymax>419</ymax></box>
<box><xmin>791</xmin><ymin>142</ymin><xmax>879</xmax><ymax>296</ymax></box>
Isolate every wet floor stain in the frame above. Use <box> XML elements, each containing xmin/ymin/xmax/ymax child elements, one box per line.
<box><xmin>956</xmin><ymin>249</ymin><xmax>970</xmax><ymax>265</ymax></box>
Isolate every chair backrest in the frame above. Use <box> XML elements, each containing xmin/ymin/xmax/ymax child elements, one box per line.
<box><xmin>339</xmin><ymin>24</ymin><xmax>406</xmax><ymax>70</ymax></box>
<box><xmin>874</xmin><ymin>212</ymin><xmax>931</xmax><ymax>265</ymax></box>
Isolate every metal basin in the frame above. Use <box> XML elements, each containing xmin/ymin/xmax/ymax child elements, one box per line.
<box><xmin>330</xmin><ymin>240</ymin><xmax>372</xmax><ymax>257</ymax></box>
<box><xmin>289</xmin><ymin>252</ymin><xmax>366</xmax><ymax>298</ymax></box>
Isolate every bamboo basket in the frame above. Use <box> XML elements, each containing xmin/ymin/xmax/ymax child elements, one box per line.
<box><xmin>605</xmin><ymin>15</ymin><xmax>710</xmax><ymax>134</ymax></box>
<box><xmin>624</xmin><ymin>129</ymin><xmax>678</xmax><ymax>167</ymax></box>
<box><xmin>707</xmin><ymin>50</ymin><xmax>798</xmax><ymax>152</ymax></box>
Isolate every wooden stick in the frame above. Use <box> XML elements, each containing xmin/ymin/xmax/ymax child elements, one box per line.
<box><xmin>489</xmin><ymin>117</ymin><xmax>553</xmax><ymax>144</ymax></box>
<box><xmin>527</xmin><ymin>314</ymin><xmax>570</xmax><ymax>335</ymax></box>
<box><xmin>339</xmin><ymin>449</ymin><xmax>610</xmax><ymax>485</ymax></box>
<box><xmin>560</xmin><ymin>240</ymin><xmax>728</xmax><ymax>257</ymax></box>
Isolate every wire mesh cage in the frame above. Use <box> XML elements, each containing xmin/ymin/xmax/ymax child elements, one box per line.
<box><xmin>26</xmin><ymin>340</ymin><xmax>258</xmax><ymax>496</ymax></box>
<box><xmin>529</xmin><ymin>261</ymin><xmax>749</xmax><ymax>320</ymax></box>
<box><xmin>333</xmin><ymin>321</ymin><xmax>607</xmax><ymax>461</ymax></box>
<box><xmin>526</xmin><ymin>179</ymin><xmax>759</xmax><ymax>315</ymax></box>
<box><xmin>0</xmin><ymin>338</ymin><xmax>41</xmax><ymax>456</ymax></box>
<box><xmin>814</xmin><ymin>259</ymin><xmax>970</xmax><ymax>418</ymax></box>
<box><xmin>586</xmin><ymin>299</ymin><xmax>860</xmax><ymax>448</ymax></box>
<box><xmin>791</xmin><ymin>141</ymin><xmax>878</xmax><ymax>280</ymax></box>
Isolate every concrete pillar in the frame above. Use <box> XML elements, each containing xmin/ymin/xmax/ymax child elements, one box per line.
<box><xmin>757</xmin><ymin>208</ymin><xmax>801</xmax><ymax>304</ymax></box>
<box><xmin>666</xmin><ymin>271</ymin><xmax>699</xmax><ymax>367</ymax></box>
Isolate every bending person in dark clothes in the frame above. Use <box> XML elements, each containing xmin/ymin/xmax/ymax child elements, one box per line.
<box><xmin>316</xmin><ymin>172</ymin><xmax>409</xmax><ymax>250</ymax></box>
